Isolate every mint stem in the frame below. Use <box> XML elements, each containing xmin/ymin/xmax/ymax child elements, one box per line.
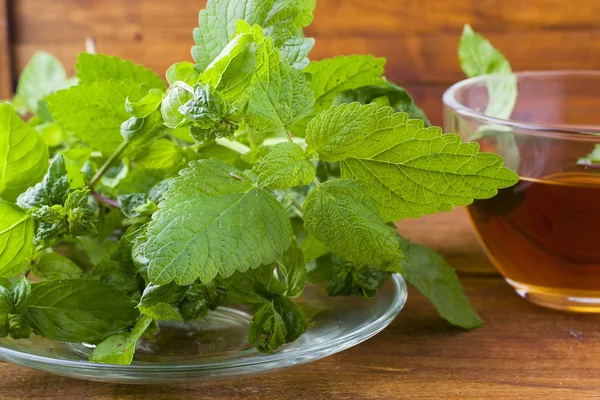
<box><xmin>89</xmin><ymin>140</ymin><xmax>130</xmax><ymax>189</ymax></box>
<box><xmin>92</xmin><ymin>191</ymin><xmax>120</xmax><ymax>208</ymax></box>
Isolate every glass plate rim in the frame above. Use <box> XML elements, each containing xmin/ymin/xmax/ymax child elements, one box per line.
<box><xmin>0</xmin><ymin>274</ymin><xmax>407</xmax><ymax>372</ymax></box>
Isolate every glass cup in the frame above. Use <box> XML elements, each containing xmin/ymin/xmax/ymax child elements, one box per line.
<box><xmin>443</xmin><ymin>71</ymin><xmax>600</xmax><ymax>312</ymax></box>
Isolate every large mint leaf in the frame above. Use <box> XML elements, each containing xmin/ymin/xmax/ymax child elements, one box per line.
<box><xmin>76</xmin><ymin>53</ymin><xmax>166</xmax><ymax>90</ymax></box>
<box><xmin>33</xmin><ymin>252</ymin><xmax>83</xmax><ymax>280</ymax></box>
<box><xmin>399</xmin><ymin>240</ymin><xmax>484</xmax><ymax>329</ymax></box>
<box><xmin>306</xmin><ymin>103</ymin><xmax>519</xmax><ymax>220</ymax></box>
<box><xmin>459</xmin><ymin>25</ymin><xmax>516</xmax><ymax>119</ymax></box>
<box><xmin>0</xmin><ymin>202</ymin><xmax>34</xmax><ymax>275</ymax></box>
<box><xmin>47</xmin><ymin>80</ymin><xmax>148</xmax><ymax>154</ymax></box>
<box><xmin>192</xmin><ymin>0</ymin><xmax>315</xmax><ymax>70</ymax></box>
<box><xmin>303</xmin><ymin>180</ymin><xmax>403</xmax><ymax>268</ymax></box>
<box><xmin>25</xmin><ymin>280</ymin><xmax>138</xmax><ymax>342</ymax></box>
<box><xmin>14</xmin><ymin>52</ymin><xmax>73</xmax><ymax>116</ymax></box>
<box><xmin>291</xmin><ymin>55</ymin><xmax>385</xmax><ymax>135</ymax></box>
<box><xmin>239</xmin><ymin>23</ymin><xmax>314</xmax><ymax>134</ymax></box>
<box><xmin>89</xmin><ymin>315</ymin><xmax>152</xmax><ymax>365</ymax></box>
<box><xmin>0</xmin><ymin>104</ymin><xmax>49</xmax><ymax>201</ymax></box>
<box><xmin>257</xmin><ymin>142</ymin><xmax>315</xmax><ymax>190</ymax></box>
<box><xmin>142</xmin><ymin>159</ymin><xmax>293</xmax><ymax>285</ymax></box>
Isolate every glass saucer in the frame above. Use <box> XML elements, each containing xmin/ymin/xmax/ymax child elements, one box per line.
<box><xmin>0</xmin><ymin>274</ymin><xmax>407</xmax><ymax>384</ymax></box>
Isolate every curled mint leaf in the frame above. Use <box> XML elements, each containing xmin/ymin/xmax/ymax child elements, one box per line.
<box><xmin>179</xmin><ymin>281</ymin><xmax>227</xmax><ymax>321</ymax></box>
<box><xmin>120</xmin><ymin>109</ymin><xmax>172</xmax><ymax>149</ymax></box>
<box><xmin>179</xmin><ymin>83</ymin><xmax>244</xmax><ymax>143</ymax></box>
<box><xmin>166</xmin><ymin>62</ymin><xmax>201</xmax><ymax>86</ymax></box>
<box><xmin>17</xmin><ymin>154</ymin><xmax>70</xmax><ymax>210</ymax></box>
<box><xmin>248</xmin><ymin>302</ymin><xmax>287</xmax><ymax>353</ymax></box>
<box><xmin>125</xmin><ymin>89</ymin><xmax>164</xmax><ymax>118</ymax></box>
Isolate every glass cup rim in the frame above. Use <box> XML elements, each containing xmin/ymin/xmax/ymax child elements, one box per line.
<box><xmin>443</xmin><ymin>70</ymin><xmax>600</xmax><ymax>141</ymax></box>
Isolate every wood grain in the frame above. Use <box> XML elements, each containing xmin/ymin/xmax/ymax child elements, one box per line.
<box><xmin>9</xmin><ymin>0</ymin><xmax>600</xmax><ymax>125</ymax></box>
<box><xmin>1</xmin><ymin>208</ymin><xmax>599</xmax><ymax>399</ymax></box>
<box><xmin>0</xmin><ymin>0</ymin><xmax>11</xmax><ymax>98</ymax></box>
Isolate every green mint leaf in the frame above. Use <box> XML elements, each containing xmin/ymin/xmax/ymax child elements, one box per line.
<box><xmin>334</xmin><ymin>80</ymin><xmax>431</xmax><ymax>126</ymax></box>
<box><xmin>161</xmin><ymin>85</ymin><xmax>194</xmax><ymax>129</ymax></box>
<box><xmin>0</xmin><ymin>202</ymin><xmax>34</xmax><ymax>275</ymax></box>
<box><xmin>47</xmin><ymin>80</ymin><xmax>148</xmax><ymax>154</ymax></box>
<box><xmin>33</xmin><ymin>121</ymin><xmax>68</xmax><ymax>148</ymax></box>
<box><xmin>120</xmin><ymin>109</ymin><xmax>172</xmax><ymax>149</ymax></box>
<box><xmin>15</xmin><ymin>51</ymin><xmax>73</xmax><ymax>116</ymax></box>
<box><xmin>0</xmin><ymin>285</ymin><xmax>11</xmax><ymax>336</ymax></box>
<box><xmin>244</xmin><ymin>264</ymin><xmax>288</xmax><ymax>296</ymax></box>
<box><xmin>141</xmin><ymin>159</ymin><xmax>293</xmax><ymax>285</ymax></box>
<box><xmin>279</xmin><ymin>34</ymin><xmax>314</xmax><ymax>70</ymax></box>
<box><xmin>271</xmin><ymin>295</ymin><xmax>307</xmax><ymax>343</ymax></box>
<box><xmin>0</xmin><ymin>104</ymin><xmax>49</xmax><ymax>201</ymax></box>
<box><xmin>166</xmin><ymin>62</ymin><xmax>201</xmax><ymax>86</ymax></box>
<box><xmin>201</xmin><ymin>32</ymin><xmax>257</xmax><ymax>103</ymax></box>
<box><xmin>139</xmin><ymin>303</ymin><xmax>182</xmax><ymax>322</ymax></box>
<box><xmin>306</xmin><ymin>103</ymin><xmax>519</xmax><ymax>220</ymax></box>
<box><xmin>62</xmin><ymin>148</ymin><xmax>93</xmax><ymax>188</ymax></box>
<box><xmin>179</xmin><ymin>281</ymin><xmax>227</xmax><ymax>321</ymax></box>
<box><xmin>8</xmin><ymin>314</ymin><xmax>32</xmax><ymax>339</ymax></box>
<box><xmin>300</xmin><ymin>234</ymin><xmax>329</xmax><ymax>263</ymax></box>
<box><xmin>76</xmin><ymin>53</ymin><xmax>166</xmax><ymax>90</ymax></box>
<box><xmin>178</xmin><ymin>83</ymin><xmax>243</xmax><ymax>143</ymax></box>
<box><xmin>192</xmin><ymin>0</ymin><xmax>315</xmax><ymax>70</ymax></box>
<box><xmin>28</xmin><ymin>188</ymin><xmax>97</xmax><ymax>247</ymax></box>
<box><xmin>257</xmin><ymin>142</ymin><xmax>315</xmax><ymax>190</ymax></box>
<box><xmin>25</xmin><ymin>279</ymin><xmax>138</xmax><ymax>342</ymax></box>
<box><xmin>125</xmin><ymin>88</ymin><xmax>163</xmax><ymax>118</ymax></box>
<box><xmin>239</xmin><ymin>23</ymin><xmax>314</xmax><ymax>134</ymax></box>
<box><xmin>133</xmin><ymin>139</ymin><xmax>186</xmax><ymax>177</ymax></box>
<box><xmin>399</xmin><ymin>240</ymin><xmax>484</xmax><ymax>329</ymax></box>
<box><xmin>33</xmin><ymin>252</ymin><xmax>83</xmax><ymax>280</ymax></box>
<box><xmin>291</xmin><ymin>55</ymin><xmax>385</xmax><ymax>135</ymax></box>
<box><xmin>139</xmin><ymin>283</ymin><xmax>188</xmax><ymax>308</ymax></box>
<box><xmin>303</xmin><ymin>180</ymin><xmax>403</xmax><ymax>268</ymax></box>
<box><xmin>17</xmin><ymin>154</ymin><xmax>70</xmax><ymax>210</ymax></box>
<box><xmin>117</xmin><ymin>193</ymin><xmax>156</xmax><ymax>219</ymax></box>
<box><xmin>11</xmin><ymin>277</ymin><xmax>31</xmax><ymax>315</ymax></box>
<box><xmin>78</xmin><ymin>236</ymin><xmax>111</xmax><ymax>266</ymax></box>
<box><xmin>459</xmin><ymin>25</ymin><xmax>515</xmax><ymax>119</ymax></box>
<box><xmin>248</xmin><ymin>301</ymin><xmax>287</xmax><ymax>353</ymax></box>
<box><xmin>276</xmin><ymin>241</ymin><xmax>306</xmax><ymax>298</ymax></box>
<box><xmin>326</xmin><ymin>258</ymin><xmax>389</xmax><ymax>299</ymax></box>
<box><xmin>89</xmin><ymin>315</ymin><xmax>152</xmax><ymax>365</ymax></box>
<box><xmin>84</xmin><ymin>259</ymin><xmax>140</xmax><ymax>296</ymax></box>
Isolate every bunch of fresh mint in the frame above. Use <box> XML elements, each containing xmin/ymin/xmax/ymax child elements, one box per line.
<box><xmin>0</xmin><ymin>1</ymin><xmax>518</xmax><ymax>365</ymax></box>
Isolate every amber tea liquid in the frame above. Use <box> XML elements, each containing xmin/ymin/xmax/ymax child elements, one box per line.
<box><xmin>467</xmin><ymin>171</ymin><xmax>600</xmax><ymax>311</ymax></box>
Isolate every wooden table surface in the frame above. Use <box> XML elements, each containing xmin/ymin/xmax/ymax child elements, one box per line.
<box><xmin>2</xmin><ymin>208</ymin><xmax>600</xmax><ymax>399</ymax></box>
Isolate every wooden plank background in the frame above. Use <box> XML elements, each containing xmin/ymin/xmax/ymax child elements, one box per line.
<box><xmin>3</xmin><ymin>0</ymin><xmax>600</xmax><ymax>124</ymax></box>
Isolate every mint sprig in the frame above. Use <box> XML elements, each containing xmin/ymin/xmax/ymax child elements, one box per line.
<box><xmin>0</xmin><ymin>0</ymin><xmax>518</xmax><ymax>365</ymax></box>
